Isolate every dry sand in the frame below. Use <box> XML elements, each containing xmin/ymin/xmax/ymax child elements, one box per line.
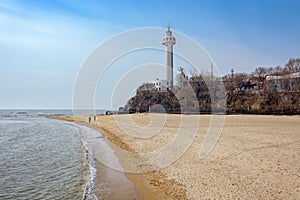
<box><xmin>59</xmin><ymin>114</ymin><xmax>300</xmax><ymax>199</ymax></box>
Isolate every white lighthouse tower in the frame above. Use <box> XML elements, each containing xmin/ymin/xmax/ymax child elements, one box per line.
<box><xmin>162</xmin><ymin>26</ymin><xmax>176</xmax><ymax>88</ymax></box>
<box><xmin>153</xmin><ymin>26</ymin><xmax>176</xmax><ymax>91</ymax></box>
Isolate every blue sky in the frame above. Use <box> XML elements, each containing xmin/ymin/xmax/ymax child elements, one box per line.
<box><xmin>0</xmin><ymin>0</ymin><xmax>300</xmax><ymax>109</ymax></box>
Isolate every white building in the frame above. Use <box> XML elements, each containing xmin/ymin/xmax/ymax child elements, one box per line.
<box><xmin>266</xmin><ymin>72</ymin><xmax>300</xmax><ymax>92</ymax></box>
<box><xmin>153</xmin><ymin>79</ymin><xmax>171</xmax><ymax>91</ymax></box>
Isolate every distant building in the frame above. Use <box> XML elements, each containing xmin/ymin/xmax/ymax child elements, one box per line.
<box><xmin>266</xmin><ymin>72</ymin><xmax>300</xmax><ymax>92</ymax></box>
<box><xmin>240</xmin><ymin>76</ymin><xmax>266</xmax><ymax>90</ymax></box>
<box><xmin>153</xmin><ymin>79</ymin><xmax>171</xmax><ymax>91</ymax></box>
<box><xmin>240</xmin><ymin>77</ymin><xmax>259</xmax><ymax>90</ymax></box>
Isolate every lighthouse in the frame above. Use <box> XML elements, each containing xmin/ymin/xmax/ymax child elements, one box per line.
<box><xmin>153</xmin><ymin>26</ymin><xmax>176</xmax><ymax>91</ymax></box>
<box><xmin>162</xmin><ymin>26</ymin><xmax>176</xmax><ymax>88</ymax></box>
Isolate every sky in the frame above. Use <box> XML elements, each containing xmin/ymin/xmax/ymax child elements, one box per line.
<box><xmin>0</xmin><ymin>0</ymin><xmax>300</xmax><ymax>109</ymax></box>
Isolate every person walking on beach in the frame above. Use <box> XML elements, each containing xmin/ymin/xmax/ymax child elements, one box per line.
<box><xmin>88</xmin><ymin>116</ymin><xmax>91</xmax><ymax>123</ymax></box>
<box><xmin>94</xmin><ymin>115</ymin><xmax>96</xmax><ymax>121</ymax></box>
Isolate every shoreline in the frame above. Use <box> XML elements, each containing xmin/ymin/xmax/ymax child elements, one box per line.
<box><xmin>57</xmin><ymin>115</ymin><xmax>180</xmax><ymax>199</ymax></box>
<box><xmin>56</xmin><ymin>118</ymin><xmax>99</xmax><ymax>200</ymax></box>
<box><xmin>58</xmin><ymin>118</ymin><xmax>142</xmax><ymax>199</ymax></box>
<box><xmin>58</xmin><ymin>114</ymin><xmax>300</xmax><ymax>199</ymax></box>
<box><xmin>81</xmin><ymin>136</ymin><xmax>96</xmax><ymax>200</ymax></box>
<box><xmin>54</xmin><ymin>120</ymin><xmax>96</xmax><ymax>200</ymax></box>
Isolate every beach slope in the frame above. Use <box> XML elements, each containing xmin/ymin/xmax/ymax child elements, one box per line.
<box><xmin>59</xmin><ymin>114</ymin><xmax>300</xmax><ymax>199</ymax></box>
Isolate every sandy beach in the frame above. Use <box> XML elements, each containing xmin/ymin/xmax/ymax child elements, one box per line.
<box><xmin>60</xmin><ymin>114</ymin><xmax>300</xmax><ymax>199</ymax></box>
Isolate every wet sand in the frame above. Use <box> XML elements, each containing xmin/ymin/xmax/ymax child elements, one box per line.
<box><xmin>59</xmin><ymin>114</ymin><xmax>300</xmax><ymax>199</ymax></box>
<box><xmin>73</xmin><ymin>123</ymin><xmax>141</xmax><ymax>199</ymax></box>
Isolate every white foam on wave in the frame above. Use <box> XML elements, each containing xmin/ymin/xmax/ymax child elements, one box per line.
<box><xmin>67</xmin><ymin>122</ymin><xmax>102</xmax><ymax>200</ymax></box>
<box><xmin>60</xmin><ymin>121</ymin><xmax>98</xmax><ymax>200</ymax></box>
<box><xmin>83</xmin><ymin>144</ymin><xmax>97</xmax><ymax>200</ymax></box>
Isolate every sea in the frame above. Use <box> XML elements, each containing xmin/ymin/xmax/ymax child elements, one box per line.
<box><xmin>0</xmin><ymin>109</ymin><xmax>104</xmax><ymax>200</ymax></box>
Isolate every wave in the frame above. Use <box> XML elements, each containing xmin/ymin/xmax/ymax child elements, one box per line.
<box><xmin>63</xmin><ymin>122</ymin><xmax>98</xmax><ymax>200</ymax></box>
<box><xmin>82</xmin><ymin>144</ymin><xmax>97</xmax><ymax>200</ymax></box>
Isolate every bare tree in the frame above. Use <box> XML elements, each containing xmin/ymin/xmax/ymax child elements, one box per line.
<box><xmin>285</xmin><ymin>58</ymin><xmax>300</xmax><ymax>73</ymax></box>
<box><xmin>273</xmin><ymin>66</ymin><xmax>283</xmax><ymax>75</ymax></box>
<box><xmin>175</xmin><ymin>67</ymin><xmax>188</xmax><ymax>89</ymax></box>
<box><xmin>267</xmin><ymin>67</ymin><xmax>274</xmax><ymax>75</ymax></box>
<box><xmin>253</xmin><ymin>67</ymin><xmax>267</xmax><ymax>78</ymax></box>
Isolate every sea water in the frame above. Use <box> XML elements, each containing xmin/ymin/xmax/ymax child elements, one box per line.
<box><xmin>0</xmin><ymin>110</ymin><xmax>93</xmax><ymax>199</ymax></box>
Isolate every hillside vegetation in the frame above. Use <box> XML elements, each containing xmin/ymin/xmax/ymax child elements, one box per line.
<box><xmin>122</xmin><ymin>58</ymin><xmax>300</xmax><ymax>115</ymax></box>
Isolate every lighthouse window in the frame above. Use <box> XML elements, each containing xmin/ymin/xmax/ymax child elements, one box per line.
<box><xmin>166</xmin><ymin>38</ymin><xmax>168</xmax><ymax>41</ymax></box>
